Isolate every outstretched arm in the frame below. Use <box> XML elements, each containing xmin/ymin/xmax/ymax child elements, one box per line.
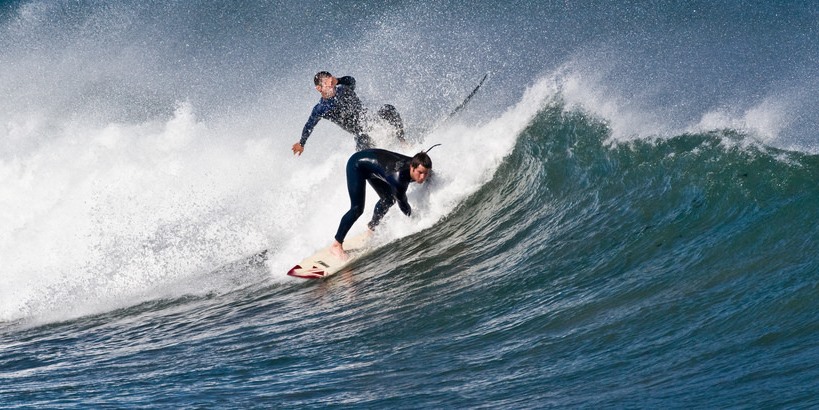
<box><xmin>293</xmin><ymin>104</ymin><xmax>324</xmax><ymax>156</ymax></box>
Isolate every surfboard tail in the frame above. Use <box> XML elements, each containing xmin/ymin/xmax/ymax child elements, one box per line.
<box><xmin>287</xmin><ymin>265</ymin><xmax>328</xmax><ymax>279</ymax></box>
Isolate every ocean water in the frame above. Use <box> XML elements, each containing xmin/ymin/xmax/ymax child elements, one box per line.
<box><xmin>2</xmin><ymin>1</ymin><xmax>818</xmax><ymax>407</ymax></box>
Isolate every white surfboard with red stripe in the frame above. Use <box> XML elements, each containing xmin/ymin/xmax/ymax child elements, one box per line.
<box><xmin>287</xmin><ymin>231</ymin><xmax>372</xmax><ymax>279</ymax></box>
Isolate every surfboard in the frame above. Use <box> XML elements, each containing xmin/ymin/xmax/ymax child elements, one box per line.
<box><xmin>446</xmin><ymin>72</ymin><xmax>489</xmax><ymax>118</ymax></box>
<box><xmin>287</xmin><ymin>231</ymin><xmax>373</xmax><ymax>279</ymax></box>
<box><xmin>421</xmin><ymin>72</ymin><xmax>489</xmax><ymax>136</ymax></box>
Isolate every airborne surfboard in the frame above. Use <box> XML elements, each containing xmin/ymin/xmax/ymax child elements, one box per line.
<box><xmin>422</xmin><ymin>72</ymin><xmax>489</xmax><ymax>135</ymax></box>
<box><xmin>287</xmin><ymin>231</ymin><xmax>372</xmax><ymax>279</ymax></box>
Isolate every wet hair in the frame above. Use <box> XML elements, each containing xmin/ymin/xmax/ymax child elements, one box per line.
<box><xmin>411</xmin><ymin>152</ymin><xmax>432</xmax><ymax>169</ymax></box>
<box><xmin>314</xmin><ymin>71</ymin><xmax>333</xmax><ymax>86</ymax></box>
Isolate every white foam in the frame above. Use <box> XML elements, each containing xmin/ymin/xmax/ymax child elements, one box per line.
<box><xmin>551</xmin><ymin>54</ymin><xmax>815</xmax><ymax>150</ymax></box>
<box><xmin>0</xmin><ymin>102</ymin><xmax>281</xmax><ymax>323</ymax></box>
<box><xmin>692</xmin><ymin>97</ymin><xmax>791</xmax><ymax>143</ymax></box>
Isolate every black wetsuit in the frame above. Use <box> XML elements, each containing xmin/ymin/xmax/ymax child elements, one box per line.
<box><xmin>300</xmin><ymin>76</ymin><xmax>405</xmax><ymax>151</ymax></box>
<box><xmin>334</xmin><ymin>149</ymin><xmax>414</xmax><ymax>243</ymax></box>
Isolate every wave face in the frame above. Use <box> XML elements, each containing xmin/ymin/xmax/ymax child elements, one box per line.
<box><xmin>409</xmin><ymin>108</ymin><xmax>819</xmax><ymax>407</ymax></box>
<box><xmin>2</xmin><ymin>0</ymin><xmax>819</xmax><ymax>407</ymax></box>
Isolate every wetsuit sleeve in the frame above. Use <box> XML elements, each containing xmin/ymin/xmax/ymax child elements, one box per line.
<box><xmin>336</xmin><ymin>76</ymin><xmax>356</xmax><ymax>90</ymax></box>
<box><xmin>396</xmin><ymin>192</ymin><xmax>411</xmax><ymax>216</ymax></box>
<box><xmin>300</xmin><ymin>104</ymin><xmax>324</xmax><ymax>146</ymax></box>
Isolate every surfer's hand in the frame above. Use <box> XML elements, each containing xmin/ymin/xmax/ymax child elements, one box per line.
<box><xmin>292</xmin><ymin>142</ymin><xmax>304</xmax><ymax>156</ymax></box>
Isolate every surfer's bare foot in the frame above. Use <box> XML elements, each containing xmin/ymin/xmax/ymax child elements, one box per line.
<box><xmin>330</xmin><ymin>240</ymin><xmax>348</xmax><ymax>261</ymax></box>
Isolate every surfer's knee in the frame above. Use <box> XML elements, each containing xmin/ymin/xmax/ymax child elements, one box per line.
<box><xmin>380</xmin><ymin>197</ymin><xmax>395</xmax><ymax>208</ymax></box>
<box><xmin>367</xmin><ymin>198</ymin><xmax>393</xmax><ymax>230</ymax></box>
<box><xmin>378</xmin><ymin>104</ymin><xmax>405</xmax><ymax>141</ymax></box>
<box><xmin>378</xmin><ymin>104</ymin><xmax>400</xmax><ymax>121</ymax></box>
<box><xmin>355</xmin><ymin>134</ymin><xmax>374</xmax><ymax>151</ymax></box>
<box><xmin>349</xmin><ymin>204</ymin><xmax>365</xmax><ymax>219</ymax></box>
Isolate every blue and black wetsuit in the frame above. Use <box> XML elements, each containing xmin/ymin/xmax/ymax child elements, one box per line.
<box><xmin>335</xmin><ymin>149</ymin><xmax>414</xmax><ymax>243</ymax></box>
<box><xmin>300</xmin><ymin>76</ymin><xmax>405</xmax><ymax>151</ymax></box>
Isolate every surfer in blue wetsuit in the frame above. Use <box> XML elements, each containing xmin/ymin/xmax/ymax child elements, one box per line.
<box><xmin>330</xmin><ymin>148</ymin><xmax>432</xmax><ymax>260</ymax></box>
<box><xmin>292</xmin><ymin>71</ymin><xmax>406</xmax><ymax>156</ymax></box>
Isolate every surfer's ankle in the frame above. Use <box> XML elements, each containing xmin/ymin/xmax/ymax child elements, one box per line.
<box><xmin>330</xmin><ymin>241</ymin><xmax>348</xmax><ymax>260</ymax></box>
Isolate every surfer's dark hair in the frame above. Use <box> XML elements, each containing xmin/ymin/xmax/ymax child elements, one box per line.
<box><xmin>314</xmin><ymin>71</ymin><xmax>333</xmax><ymax>86</ymax></box>
<box><xmin>411</xmin><ymin>152</ymin><xmax>432</xmax><ymax>169</ymax></box>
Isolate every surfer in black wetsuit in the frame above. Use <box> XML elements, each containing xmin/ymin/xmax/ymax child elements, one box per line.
<box><xmin>331</xmin><ymin>148</ymin><xmax>431</xmax><ymax>259</ymax></box>
<box><xmin>292</xmin><ymin>71</ymin><xmax>406</xmax><ymax>156</ymax></box>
